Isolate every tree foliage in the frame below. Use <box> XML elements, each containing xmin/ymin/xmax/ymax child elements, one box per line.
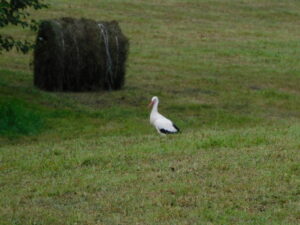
<box><xmin>0</xmin><ymin>0</ymin><xmax>48</xmax><ymax>53</ymax></box>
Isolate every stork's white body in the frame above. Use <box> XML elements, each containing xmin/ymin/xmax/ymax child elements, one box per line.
<box><xmin>149</xmin><ymin>96</ymin><xmax>180</xmax><ymax>135</ymax></box>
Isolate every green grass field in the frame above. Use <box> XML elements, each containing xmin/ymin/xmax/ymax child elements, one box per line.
<box><xmin>1</xmin><ymin>0</ymin><xmax>300</xmax><ymax>224</ymax></box>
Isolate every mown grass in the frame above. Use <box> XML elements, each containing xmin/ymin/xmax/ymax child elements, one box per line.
<box><xmin>0</xmin><ymin>0</ymin><xmax>300</xmax><ymax>224</ymax></box>
<box><xmin>1</xmin><ymin>126</ymin><xmax>299</xmax><ymax>224</ymax></box>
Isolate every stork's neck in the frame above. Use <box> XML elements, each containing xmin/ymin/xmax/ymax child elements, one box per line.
<box><xmin>151</xmin><ymin>101</ymin><xmax>159</xmax><ymax>115</ymax></box>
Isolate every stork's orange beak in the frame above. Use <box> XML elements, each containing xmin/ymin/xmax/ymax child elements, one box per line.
<box><xmin>148</xmin><ymin>100</ymin><xmax>154</xmax><ymax>108</ymax></box>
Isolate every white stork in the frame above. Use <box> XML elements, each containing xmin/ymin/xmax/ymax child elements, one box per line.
<box><xmin>148</xmin><ymin>96</ymin><xmax>180</xmax><ymax>135</ymax></box>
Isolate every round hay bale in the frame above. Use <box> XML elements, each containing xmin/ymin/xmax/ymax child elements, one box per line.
<box><xmin>34</xmin><ymin>17</ymin><xmax>129</xmax><ymax>91</ymax></box>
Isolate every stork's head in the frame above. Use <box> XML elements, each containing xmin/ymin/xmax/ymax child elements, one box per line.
<box><xmin>148</xmin><ymin>96</ymin><xmax>159</xmax><ymax>108</ymax></box>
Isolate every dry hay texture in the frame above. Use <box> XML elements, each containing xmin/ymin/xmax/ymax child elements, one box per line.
<box><xmin>34</xmin><ymin>17</ymin><xmax>129</xmax><ymax>91</ymax></box>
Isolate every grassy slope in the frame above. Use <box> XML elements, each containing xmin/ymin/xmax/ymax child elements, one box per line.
<box><xmin>0</xmin><ymin>0</ymin><xmax>300</xmax><ymax>224</ymax></box>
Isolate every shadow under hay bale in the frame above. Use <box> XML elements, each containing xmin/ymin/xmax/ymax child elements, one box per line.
<box><xmin>34</xmin><ymin>17</ymin><xmax>129</xmax><ymax>92</ymax></box>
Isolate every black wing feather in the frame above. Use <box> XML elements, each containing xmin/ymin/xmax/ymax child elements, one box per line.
<box><xmin>159</xmin><ymin>123</ymin><xmax>180</xmax><ymax>134</ymax></box>
<box><xmin>160</xmin><ymin>128</ymin><xmax>175</xmax><ymax>134</ymax></box>
<box><xmin>172</xmin><ymin>123</ymin><xmax>180</xmax><ymax>132</ymax></box>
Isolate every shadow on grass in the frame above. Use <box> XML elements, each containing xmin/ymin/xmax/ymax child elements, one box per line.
<box><xmin>0</xmin><ymin>98</ymin><xmax>44</xmax><ymax>138</ymax></box>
